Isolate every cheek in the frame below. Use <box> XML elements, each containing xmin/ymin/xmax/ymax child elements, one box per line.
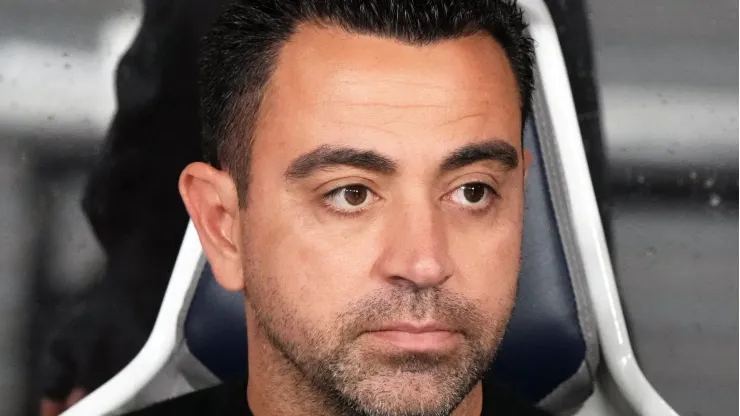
<box><xmin>448</xmin><ymin>208</ymin><xmax>523</xmax><ymax>311</ymax></box>
<box><xmin>242</xmin><ymin>199</ymin><xmax>382</xmax><ymax>329</ymax></box>
<box><xmin>301</xmin><ymin>227</ymin><xmax>386</xmax><ymax>305</ymax></box>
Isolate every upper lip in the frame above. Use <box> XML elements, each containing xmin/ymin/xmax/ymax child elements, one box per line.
<box><xmin>370</xmin><ymin>321</ymin><xmax>453</xmax><ymax>334</ymax></box>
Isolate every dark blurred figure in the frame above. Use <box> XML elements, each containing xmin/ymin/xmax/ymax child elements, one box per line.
<box><xmin>38</xmin><ymin>0</ymin><xmax>606</xmax><ymax>414</ymax></box>
<box><xmin>38</xmin><ymin>1</ymin><xmax>229</xmax><ymax>414</ymax></box>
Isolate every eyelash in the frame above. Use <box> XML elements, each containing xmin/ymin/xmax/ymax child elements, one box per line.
<box><xmin>322</xmin><ymin>186</ymin><xmax>374</xmax><ymax>218</ymax></box>
<box><xmin>321</xmin><ymin>182</ymin><xmax>499</xmax><ymax>218</ymax></box>
<box><xmin>447</xmin><ymin>182</ymin><xmax>499</xmax><ymax>214</ymax></box>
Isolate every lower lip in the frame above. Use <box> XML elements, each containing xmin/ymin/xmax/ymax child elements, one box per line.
<box><xmin>366</xmin><ymin>330</ymin><xmax>459</xmax><ymax>351</ymax></box>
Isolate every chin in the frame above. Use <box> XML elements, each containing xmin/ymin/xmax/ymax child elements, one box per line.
<box><xmin>335</xmin><ymin>359</ymin><xmax>477</xmax><ymax>416</ymax></box>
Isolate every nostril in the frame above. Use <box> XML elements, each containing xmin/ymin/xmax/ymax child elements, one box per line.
<box><xmin>388</xmin><ymin>275</ymin><xmax>420</xmax><ymax>291</ymax></box>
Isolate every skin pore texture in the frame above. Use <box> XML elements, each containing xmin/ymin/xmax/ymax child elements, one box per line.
<box><xmin>179</xmin><ymin>23</ymin><xmax>531</xmax><ymax>416</ymax></box>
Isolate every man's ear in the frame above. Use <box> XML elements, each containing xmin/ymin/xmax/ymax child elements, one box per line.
<box><xmin>179</xmin><ymin>162</ymin><xmax>244</xmax><ymax>291</ymax></box>
<box><xmin>522</xmin><ymin>149</ymin><xmax>533</xmax><ymax>181</ymax></box>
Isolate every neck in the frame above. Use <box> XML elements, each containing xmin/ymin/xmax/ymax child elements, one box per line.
<box><xmin>451</xmin><ymin>383</ymin><xmax>484</xmax><ymax>416</ymax></box>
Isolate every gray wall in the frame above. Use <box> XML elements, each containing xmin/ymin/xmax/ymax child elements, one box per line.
<box><xmin>589</xmin><ymin>0</ymin><xmax>738</xmax><ymax>415</ymax></box>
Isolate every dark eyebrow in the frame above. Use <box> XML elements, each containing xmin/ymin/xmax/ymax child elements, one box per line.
<box><xmin>285</xmin><ymin>145</ymin><xmax>398</xmax><ymax>181</ymax></box>
<box><xmin>440</xmin><ymin>140</ymin><xmax>519</xmax><ymax>172</ymax></box>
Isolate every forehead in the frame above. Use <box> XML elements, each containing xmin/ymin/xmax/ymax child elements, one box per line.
<box><xmin>253</xmin><ymin>24</ymin><xmax>521</xmax><ymax>158</ymax></box>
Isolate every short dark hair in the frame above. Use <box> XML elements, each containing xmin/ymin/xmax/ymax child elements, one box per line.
<box><xmin>199</xmin><ymin>0</ymin><xmax>535</xmax><ymax>200</ymax></box>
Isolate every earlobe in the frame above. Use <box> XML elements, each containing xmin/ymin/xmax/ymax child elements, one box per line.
<box><xmin>179</xmin><ymin>162</ymin><xmax>245</xmax><ymax>291</ymax></box>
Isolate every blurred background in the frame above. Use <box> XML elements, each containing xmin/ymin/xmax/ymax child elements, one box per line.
<box><xmin>0</xmin><ymin>0</ymin><xmax>736</xmax><ymax>415</ymax></box>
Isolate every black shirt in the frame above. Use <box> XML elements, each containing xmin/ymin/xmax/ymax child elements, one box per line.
<box><xmin>128</xmin><ymin>378</ymin><xmax>551</xmax><ymax>415</ymax></box>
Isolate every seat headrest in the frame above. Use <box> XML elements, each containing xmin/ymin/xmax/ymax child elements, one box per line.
<box><xmin>184</xmin><ymin>118</ymin><xmax>597</xmax><ymax>410</ymax></box>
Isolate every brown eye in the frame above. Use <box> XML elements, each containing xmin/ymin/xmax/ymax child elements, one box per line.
<box><xmin>462</xmin><ymin>183</ymin><xmax>487</xmax><ymax>203</ymax></box>
<box><xmin>449</xmin><ymin>182</ymin><xmax>496</xmax><ymax>210</ymax></box>
<box><xmin>324</xmin><ymin>184</ymin><xmax>376</xmax><ymax>214</ymax></box>
<box><xmin>343</xmin><ymin>185</ymin><xmax>368</xmax><ymax>206</ymax></box>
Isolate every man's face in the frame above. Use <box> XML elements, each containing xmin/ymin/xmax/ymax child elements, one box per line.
<box><xmin>239</xmin><ymin>25</ymin><xmax>525</xmax><ymax>415</ymax></box>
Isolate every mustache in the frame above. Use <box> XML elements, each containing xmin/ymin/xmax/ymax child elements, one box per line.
<box><xmin>335</xmin><ymin>287</ymin><xmax>489</xmax><ymax>339</ymax></box>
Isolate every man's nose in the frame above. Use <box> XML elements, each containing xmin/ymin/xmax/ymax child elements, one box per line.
<box><xmin>372</xmin><ymin>202</ymin><xmax>455</xmax><ymax>290</ymax></box>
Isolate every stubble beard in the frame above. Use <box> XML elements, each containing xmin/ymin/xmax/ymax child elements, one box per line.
<box><xmin>247</xmin><ymin>281</ymin><xmax>511</xmax><ymax>416</ymax></box>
